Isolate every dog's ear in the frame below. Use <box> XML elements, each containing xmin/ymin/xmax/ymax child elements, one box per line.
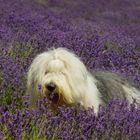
<box><xmin>27</xmin><ymin>70</ymin><xmax>38</xmax><ymax>107</ymax></box>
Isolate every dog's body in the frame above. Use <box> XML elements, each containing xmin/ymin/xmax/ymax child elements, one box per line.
<box><xmin>93</xmin><ymin>71</ymin><xmax>140</xmax><ymax>106</ymax></box>
<box><xmin>27</xmin><ymin>48</ymin><xmax>140</xmax><ymax>113</ymax></box>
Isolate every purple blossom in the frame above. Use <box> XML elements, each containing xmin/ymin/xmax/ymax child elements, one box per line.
<box><xmin>1</xmin><ymin>98</ymin><xmax>139</xmax><ymax>139</ymax></box>
<box><xmin>0</xmin><ymin>0</ymin><xmax>140</xmax><ymax>139</ymax></box>
<box><xmin>38</xmin><ymin>84</ymin><xmax>42</xmax><ymax>91</ymax></box>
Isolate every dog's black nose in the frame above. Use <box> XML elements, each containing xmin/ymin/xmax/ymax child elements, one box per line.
<box><xmin>46</xmin><ymin>83</ymin><xmax>56</xmax><ymax>92</ymax></box>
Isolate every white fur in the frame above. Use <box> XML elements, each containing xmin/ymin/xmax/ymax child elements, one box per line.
<box><xmin>27</xmin><ymin>48</ymin><xmax>102</xmax><ymax>113</ymax></box>
<box><xmin>122</xmin><ymin>85</ymin><xmax>140</xmax><ymax>104</ymax></box>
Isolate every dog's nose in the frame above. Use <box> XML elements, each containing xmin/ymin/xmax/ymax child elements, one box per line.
<box><xmin>46</xmin><ymin>83</ymin><xmax>56</xmax><ymax>92</ymax></box>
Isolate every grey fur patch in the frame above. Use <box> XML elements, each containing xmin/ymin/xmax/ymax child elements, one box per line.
<box><xmin>92</xmin><ymin>71</ymin><xmax>140</xmax><ymax>104</ymax></box>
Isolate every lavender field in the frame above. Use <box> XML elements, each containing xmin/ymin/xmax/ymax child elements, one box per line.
<box><xmin>0</xmin><ymin>0</ymin><xmax>140</xmax><ymax>139</ymax></box>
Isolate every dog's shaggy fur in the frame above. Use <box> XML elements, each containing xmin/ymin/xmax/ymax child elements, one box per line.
<box><xmin>27</xmin><ymin>48</ymin><xmax>140</xmax><ymax>113</ymax></box>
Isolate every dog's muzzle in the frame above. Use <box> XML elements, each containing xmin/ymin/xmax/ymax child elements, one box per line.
<box><xmin>46</xmin><ymin>82</ymin><xmax>56</xmax><ymax>91</ymax></box>
<box><xmin>45</xmin><ymin>82</ymin><xmax>59</xmax><ymax>104</ymax></box>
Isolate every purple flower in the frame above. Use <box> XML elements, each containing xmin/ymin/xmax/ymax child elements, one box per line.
<box><xmin>38</xmin><ymin>84</ymin><xmax>42</xmax><ymax>91</ymax></box>
<box><xmin>0</xmin><ymin>0</ymin><xmax>140</xmax><ymax>139</ymax></box>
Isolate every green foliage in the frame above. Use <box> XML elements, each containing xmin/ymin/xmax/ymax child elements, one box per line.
<box><xmin>0</xmin><ymin>124</ymin><xmax>14</xmax><ymax>140</ymax></box>
<box><xmin>0</xmin><ymin>85</ymin><xmax>13</xmax><ymax>106</ymax></box>
<box><xmin>21</xmin><ymin>123</ymin><xmax>46</xmax><ymax>140</ymax></box>
<box><xmin>9</xmin><ymin>42</ymin><xmax>33</xmax><ymax>59</ymax></box>
<box><xmin>0</xmin><ymin>85</ymin><xmax>23</xmax><ymax>111</ymax></box>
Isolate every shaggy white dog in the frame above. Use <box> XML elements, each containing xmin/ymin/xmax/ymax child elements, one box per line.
<box><xmin>27</xmin><ymin>48</ymin><xmax>140</xmax><ymax>113</ymax></box>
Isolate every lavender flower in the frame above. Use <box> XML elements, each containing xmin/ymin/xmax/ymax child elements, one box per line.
<box><xmin>0</xmin><ymin>0</ymin><xmax>139</xmax><ymax>139</ymax></box>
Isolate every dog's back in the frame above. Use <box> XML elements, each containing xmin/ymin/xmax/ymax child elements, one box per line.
<box><xmin>93</xmin><ymin>71</ymin><xmax>140</xmax><ymax>105</ymax></box>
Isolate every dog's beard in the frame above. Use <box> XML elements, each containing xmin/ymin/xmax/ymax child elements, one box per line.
<box><xmin>48</xmin><ymin>91</ymin><xmax>59</xmax><ymax>104</ymax></box>
<box><xmin>43</xmin><ymin>86</ymin><xmax>67</xmax><ymax>106</ymax></box>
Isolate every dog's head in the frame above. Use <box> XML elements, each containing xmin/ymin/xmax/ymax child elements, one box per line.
<box><xmin>39</xmin><ymin>48</ymin><xmax>88</xmax><ymax>107</ymax></box>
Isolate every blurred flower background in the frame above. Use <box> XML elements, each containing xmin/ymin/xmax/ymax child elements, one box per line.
<box><xmin>0</xmin><ymin>0</ymin><xmax>140</xmax><ymax>139</ymax></box>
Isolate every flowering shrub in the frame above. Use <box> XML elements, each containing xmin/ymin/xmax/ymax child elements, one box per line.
<box><xmin>0</xmin><ymin>0</ymin><xmax>140</xmax><ymax>139</ymax></box>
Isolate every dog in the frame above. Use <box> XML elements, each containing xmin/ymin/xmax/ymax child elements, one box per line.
<box><xmin>27</xmin><ymin>48</ymin><xmax>140</xmax><ymax>113</ymax></box>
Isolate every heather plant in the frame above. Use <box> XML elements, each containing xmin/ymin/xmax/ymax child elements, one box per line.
<box><xmin>0</xmin><ymin>0</ymin><xmax>140</xmax><ymax>139</ymax></box>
